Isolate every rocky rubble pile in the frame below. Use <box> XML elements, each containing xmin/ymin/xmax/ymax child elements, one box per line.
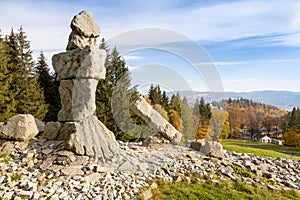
<box><xmin>0</xmin><ymin>138</ymin><xmax>299</xmax><ymax>200</ymax></box>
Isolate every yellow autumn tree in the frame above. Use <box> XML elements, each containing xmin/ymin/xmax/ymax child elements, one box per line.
<box><xmin>153</xmin><ymin>104</ymin><xmax>169</xmax><ymax>121</ymax></box>
<box><xmin>195</xmin><ymin>116</ymin><xmax>210</xmax><ymax>140</ymax></box>
<box><xmin>283</xmin><ymin>130</ymin><xmax>300</xmax><ymax>147</ymax></box>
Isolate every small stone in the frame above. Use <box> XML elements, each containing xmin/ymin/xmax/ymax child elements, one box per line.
<box><xmin>285</xmin><ymin>180</ymin><xmax>298</xmax><ymax>189</ymax></box>
<box><xmin>119</xmin><ymin>161</ymin><xmax>134</xmax><ymax>171</ymax></box>
<box><xmin>32</xmin><ymin>192</ymin><xmax>40</xmax><ymax>200</ymax></box>
<box><xmin>172</xmin><ymin>175</ymin><xmax>182</xmax><ymax>182</ymax></box>
<box><xmin>2</xmin><ymin>191</ymin><xmax>15</xmax><ymax>200</ymax></box>
<box><xmin>61</xmin><ymin>166</ymin><xmax>84</xmax><ymax>176</ymax></box>
<box><xmin>141</xmin><ymin>189</ymin><xmax>153</xmax><ymax>200</ymax></box>
<box><xmin>18</xmin><ymin>191</ymin><xmax>33</xmax><ymax>199</ymax></box>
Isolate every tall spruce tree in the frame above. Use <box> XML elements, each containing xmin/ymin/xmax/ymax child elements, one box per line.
<box><xmin>169</xmin><ymin>93</ymin><xmax>181</xmax><ymax>115</ymax></box>
<box><xmin>0</xmin><ymin>31</ymin><xmax>17</xmax><ymax>121</ymax></box>
<box><xmin>148</xmin><ymin>85</ymin><xmax>162</xmax><ymax>105</ymax></box>
<box><xmin>96</xmin><ymin>41</ymin><xmax>146</xmax><ymax>141</ymax></box>
<box><xmin>35</xmin><ymin>51</ymin><xmax>60</xmax><ymax>121</ymax></box>
<box><xmin>161</xmin><ymin>91</ymin><xmax>169</xmax><ymax>111</ymax></box>
<box><xmin>2</xmin><ymin>27</ymin><xmax>47</xmax><ymax>120</ymax></box>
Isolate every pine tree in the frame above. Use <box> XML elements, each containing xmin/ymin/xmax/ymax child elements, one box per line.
<box><xmin>1</xmin><ymin>27</ymin><xmax>47</xmax><ymax>120</ymax></box>
<box><xmin>193</xmin><ymin>98</ymin><xmax>200</xmax><ymax>116</ymax></box>
<box><xmin>0</xmin><ymin>31</ymin><xmax>17</xmax><ymax>121</ymax></box>
<box><xmin>148</xmin><ymin>85</ymin><xmax>162</xmax><ymax>105</ymax></box>
<box><xmin>35</xmin><ymin>51</ymin><xmax>60</xmax><ymax>121</ymax></box>
<box><xmin>169</xmin><ymin>93</ymin><xmax>181</xmax><ymax>115</ymax></box>
<box><xmin>181</xmin><ymin>96</ymin><xmax>194</xmax><ymax>140</ymax></box>
<box><xmin>161</xmin><ymin>91</ymin><xmax>169</xmax><ymax>111</ymax></box>
<box><xmin>96</xmin><ymin>41</ymin><xmax>145</xmax><ymax>141</ymax></box>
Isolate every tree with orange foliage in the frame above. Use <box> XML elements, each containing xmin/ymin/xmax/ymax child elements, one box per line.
<box><xmin>168</xmin><ymin>109</ymin><xmax>183</xmax><ymax>133</ymax></box>
<box><xmin>195</xmin><ymin>116</ymin><xmax>210</xmax><ymax>140</ymax></box>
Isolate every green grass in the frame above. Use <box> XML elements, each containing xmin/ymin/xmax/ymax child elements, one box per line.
<box><xmin>222</xmin><ymin>140</ymin><xmax>300</xmax><ymax>160</ymax></box>
<box><xmin>150</xmin><ymin>180</ymin><xmax>300</xmax><ymax>200</ymax></box>
<box><xmin>11</xmin><ymin>173</ymin><xmax>22</xmax><ymax>181</ymax></box>
<box><xmin>0</xmin><ymin>153</ymin><xmax>13</xmax><ymax>163</ymax></box>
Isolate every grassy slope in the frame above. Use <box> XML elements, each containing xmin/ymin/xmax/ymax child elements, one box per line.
<box><xmin>222</xmin><ymin>139</ymin><xmax>300</xmax><ymax>160</ymax></box>
<box><xmin>151</xmin><ymin>180</ymin><xmax>300</xmax><ymax>200</ymax></box>
<box><xmin>150</xmin><ymin>140</ymin><xmax>300</xmax><ymax>199</ymax></box>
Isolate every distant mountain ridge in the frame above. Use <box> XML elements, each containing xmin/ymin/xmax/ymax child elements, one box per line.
<box><xmin>166</xmin><ymin>90</ymin><xmax>300</xmax><ymax>111</ymax></box>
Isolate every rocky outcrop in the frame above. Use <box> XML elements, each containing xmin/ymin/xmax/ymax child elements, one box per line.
<box><xmin>130</xmin><ymin>95</ymin><xmax>182</xmax><ymax>145</ymax></box>
<box><xmin>0</xmin><ymin>138</ymin><xmax>299</xmax><ymax>199</ymax></box>
<box><xmin>0</xmin><ymin>114</ymin><xmax>39</xmax><ymax>141</ymax></box>
<box><xmin>44</xmin><ymin>11</ymin><xmax>120</xmax><ymax>161</ymax></box>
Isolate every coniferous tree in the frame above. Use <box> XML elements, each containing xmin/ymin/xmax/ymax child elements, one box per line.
<box><xmin>96</xmin><ymin>40</ymin><xmax>148</xmax><ymax>141</ymax></box>
<box><xmin>169</xmin><ymin>93</ymin><xmax>181</xmax><ymax>115</ymax></box>
<box><xmin>1</xmin><ymin>27</ymin><xmax>47</xmax><ymax>120</ymax></box>
<box><xmin>0</xmin><ymin>31</ymin><xmax>17</xmax><ymax>121</ymax></box>
<box><xmin>35</xmin><ymin>51</ymin><xmax>60</xmax><ymax>121</ymax></box>
<box><xmin>193</xmin><ymin>98</ymin><xmax>200</xmax><ymax>116</ymax></box>
<box><xmin>181</xmin><ymin>96</ymin><xmax>194</xmax><ymax>140</ymax></box>
<box><xmin>148</xmin><ymin>85</ymin><xmax>162</xmax><ymax>105</ymax></box>
<box><xmin>161</xmin><ymin>91</ymin><xmax>169</xmax><ymax>111</ymax></box>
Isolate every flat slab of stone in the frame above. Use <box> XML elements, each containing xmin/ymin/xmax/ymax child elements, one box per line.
<box><xmin>53</xmin><ymin>47</ymin><xmax>106</xmax><ymax>81</ymax></box>
<box><xmin>0</xmin><ymin>114</ymin><xmax>39</xmax><ymax>141</ymax></box>
<box><xmin>130</xmin><ymin>96</ymin><xmax>182</xmax><ymax>144</ymax></box>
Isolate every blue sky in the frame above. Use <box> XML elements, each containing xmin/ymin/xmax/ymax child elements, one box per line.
<box><xmin>1</xmin><ymin>0</ymin><xmax>300</xmax><ymax>92</ymax></box>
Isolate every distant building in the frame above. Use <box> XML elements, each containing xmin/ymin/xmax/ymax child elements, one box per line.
<box><xmin>253</xmin><ymin>133</ymin><xmax>272</xmax><ymax>143</ymax></box>
<box><xmin>271</xmin><ymin>139</ymin><xmax>283</xmax><ymax>145</ymax></box>
<box><xmin>259</xmin><ymin>135</ymin><xmax>272</xmax><ymax>143</ymax></box>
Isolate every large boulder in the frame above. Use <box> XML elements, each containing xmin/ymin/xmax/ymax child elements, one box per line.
<box><xmin>67</xmin><ymin>11</ymin><xmax>101</xmax><ymax>50</ymax></box>
<box><xmin>70</xmin><ymin>11</ymin><xmax>100</xmax><ymax>38</ymax></box>
<box><xmin>0</xmin><ymin>114</ymin><xmax>39</xmax><ymax>141</ymax></box>
<box><xmin>130</xmin><ymin>96</ymin><xmax>182</xmax><ymax>145</ymax></box>
<box><xmin>200</xmin><ymin>141</ymin><xmax>225</xmax><ymax>158</ymax></box>
<box><xmin>44</xmin><ymin>116</ymin><xmax>120</xmax><ymax>162</ymax></box>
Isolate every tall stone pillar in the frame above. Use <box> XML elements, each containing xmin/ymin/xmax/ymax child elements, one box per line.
<box><xmin>44</xmin><ymin>11</ymin><xmax>120</xmax><ymax>162</ymax></box>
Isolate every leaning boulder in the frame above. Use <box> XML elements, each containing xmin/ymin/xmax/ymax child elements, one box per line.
<box><xmin>0</xmin><ymin>114</ymin><xmax>39</xmax><ymax>141</ymax></box>
<box><xmin>130</xmin><ymin>95</ymin><xmax>182</xmax><ymax>145</ymax></box>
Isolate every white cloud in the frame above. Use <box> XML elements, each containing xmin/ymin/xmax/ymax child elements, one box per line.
<box><xmin>1</xmin><ymin>0</ymin><xmax>300</xmax><ymax>53</ymax></box>
<box><xmin>123</xmin><ymin>55</ymin><xmax>143</xmax><ymax>61</ymax></box>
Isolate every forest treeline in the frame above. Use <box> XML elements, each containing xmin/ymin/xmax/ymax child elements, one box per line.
<box><xmin>0</xmin><ymin>27</ymin><xmax>299</xmax><ymax>146</ymax></box>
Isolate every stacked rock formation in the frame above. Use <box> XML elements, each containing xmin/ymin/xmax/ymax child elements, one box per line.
<box><xmin>44</xmin><ymin>11</ymin><xmax>120</xmax><ymax>162</ymax></box>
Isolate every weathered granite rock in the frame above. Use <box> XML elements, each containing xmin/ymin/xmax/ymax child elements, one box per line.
<box><xmin>200</xmin><ymin>141</ymin><xmax>225</xmax><ymax>158</ymax></box>
<box><xmin>130</xmin><ymin>96</ymin><xmax>182</xmax><ymax>145</ymax></box>
<box><xmin>67</xmin><ymin>31</ymin><xmax>98</xmax><ymax>50</ymax></box>
<box><xmin>191</xmin><ymin>141</ymin><xmax>203</xmax><ymax>151</ymax></box>
<box><xmin>44</xmin><ymin>11</ymin><xmax>121</xmax><ymax>162</ymax></box>
<box><xmin>57</xmin><ymin>79</ymin><xmax>99</xmax><ymax>122</ymax></box>
<box><xmin>0</xmin><ymin>114</ymin><xmax>39</xmax><ymax>141</ymax></box>
<box><xmin>34</xmin><ymin>118</ymin><xmax>44</xmax><ymax>133</ymax></box>
<box><xmin>71</xmin><ymin>11</ymin><xmax>100</xmax><ymax>38</ymax></box>
<box><xmin>53</xmin><ymin>47</ymin><xmax>106</xmax><ymax>81</ymax></box>
<box><xmin>67</xmin><ymin>11</ymin><xmax>100</xmax><ymax>50</ymax></box>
